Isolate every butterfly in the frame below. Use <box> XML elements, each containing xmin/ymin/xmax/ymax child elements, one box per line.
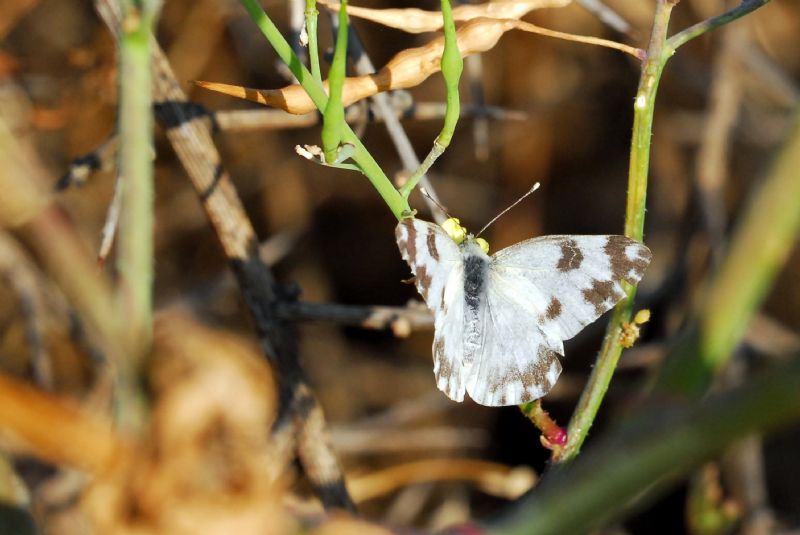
<box><xmin>396</xmin><ymin>217</ymin><xmax>652</xmax><ymax>406</ymax></box>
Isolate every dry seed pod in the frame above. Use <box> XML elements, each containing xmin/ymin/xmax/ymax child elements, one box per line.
<box><xmin>319</xmin><ymin>0</ymin><xmax>572</xmax><ymax>33</ymax></box>
<box><xmin>197</xmin><ymin>17</ymin><xmax>515</xmax><ymax>115</ymax></box>
<box><xmin>197</xmin><ymin>15</ymin><xmax>640</xmax><ymax>114</ymax></box>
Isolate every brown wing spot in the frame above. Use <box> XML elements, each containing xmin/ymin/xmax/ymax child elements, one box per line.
<box><xmin>401</xmin><ymin>219</ymin><xmax>417</xmax><ymax>263</ymax></box>
<box><xmin>434</xmin><ymin>338</ymin><xmax>454</xmax><ymax>382</ymax></box>
<box><xmin>604</xmin><ymin>236</ymin><xmax>652</xmax><ymax>284</ymax></box>
<box><xmin>427</xmin><ymin>227</ymin><xmax>440</xmax><ymax>261</ymax></box>
<box><xmin>557</xmin><ymin>238</ymin><xmax>584</xmax><ymax>272</ymax></box>
<box><xmin>489</xmin><ymin>347</ymin><xmax>559</xmax><ymax>403</ymax></box>
<box><xmin>519</xmin><ymin>348</ymin><xmax>553</xmax><ymax>387</ymax></box>
<box><xmin>546</xmin><ymin>297</ymin><xmax>562</xmax><ymax>320</ymax></box>
<box><xmin>415</xmin><ymin>264</ymin><xmax>433</xmax><ymax>301</ymax></box>
<box><xmin>582</xmin><ymin>279</ymin><xmax>620</xmax><ymax>315</ymax></box>
<box><xmin>434</xmin><ymin>338</ymin><xmax>445</xmax><ymax>361</ymax></box>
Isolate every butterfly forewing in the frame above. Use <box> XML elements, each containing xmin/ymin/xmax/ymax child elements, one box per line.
<box><xmin>490</xmin><ymin>235</ymin><xmax>652</xmax><ymax>342</ymax></box>
<box><xmin>395</xmin><ymin>219</ymin><xmax>467</xmax><ymax>401</ymax></box>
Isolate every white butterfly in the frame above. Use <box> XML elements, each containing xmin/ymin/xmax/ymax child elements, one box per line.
<box><xmin>396</xmin><ymin>218</ymin><xmax>652</xmax><ymax>407</ymax></box>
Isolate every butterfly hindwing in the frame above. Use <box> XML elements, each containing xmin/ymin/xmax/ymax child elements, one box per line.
<box><xmin>432</xmin><ymin>267</ymin><xmax>466</xmax><ymax>400</ymax></box>
<box><xmin>395</xmin><ymin>219</ymin><xmax>467</xmax><ymax>401</ymax></box>
<box><xmin>466</xmin><ymin>274</ymin><xmax>563</xmax><ymax>406</ymax></box>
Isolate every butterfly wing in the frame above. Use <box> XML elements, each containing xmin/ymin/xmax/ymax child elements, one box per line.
<box><xmin>490</xmin><ymin>235</ymin><xmax>652</xmax><ymax>342</ymax></box>
<box><xmin>395</xmin><ymin>219</ymin><xmax>467</xmax><ymax>401</ymax></box>
<box><xmin>465</xmin><ymin>275</ymin><xmax>563</xmax><ymax>406</ymax></box>
<box><xmin>465</xmin><ymin>235</ymin><xmax>651</xmax><ymax>406</ymax></box>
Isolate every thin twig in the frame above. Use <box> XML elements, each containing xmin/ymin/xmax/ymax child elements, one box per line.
<box><xmin>348</xmin><ymin>459</ymin><xmax>537</xmax><ymax>503</ymax></box>
<box><xmin>278</xmin><ymin>300</ymin><xmax>433</xmax><ymax>333</ymax></box>
<box><xmin>97</xmin><ymin>173</ymin><xmax>124</xmax><ymax>266</ymax></box>
<box><xmin>737</xmin><ymin>43</ymin><xmax>799</xmax><ymax>109</ymax></box>
<box><xmin>667</xmin><ymin>0</ymin><xmax>771</xmax><ymax>51</ymax></box>
<box><xmin>55</xmin><ymin>133</ymin><xmax>118</xmax><ymax>191</ymax></box>
<box><xmin>0</xmin><ymin>233</ymin><xmax>53</xmax><ymax>389</ymax></box>
<box><xmin>330</xmin><ymin>426</ymin><xmax>488</xmax><ymax>454</ymax></box>
<box><xmin>577</xmin><ymin>0</ymin><xmax>633</xmax><ymax>35</ymax></box>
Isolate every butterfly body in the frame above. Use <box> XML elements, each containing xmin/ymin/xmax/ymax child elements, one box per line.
<box><xmin>396</xmin><ymin>218</ymin><xmax>651</xmax><ymax>407</ymax></box>
<box><xmin>461</xmin><ymin>242</ymin><xmax>489</xmax><ymax>365</ymax></box>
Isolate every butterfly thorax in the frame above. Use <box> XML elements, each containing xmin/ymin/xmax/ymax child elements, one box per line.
<box><xmin>461</xmin><ymin>239</ymin><xmax>489</xmax><ymax>366</ymax></box>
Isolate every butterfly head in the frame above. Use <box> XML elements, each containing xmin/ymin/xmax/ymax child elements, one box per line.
<box><xmin>442</xmin><ymin>217</ymin><xmax>490</xmax><ymax>255</ymax></box>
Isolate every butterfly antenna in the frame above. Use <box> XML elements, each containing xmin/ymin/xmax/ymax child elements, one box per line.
<box><xmin>420</xmin><ymin>187</ymin><xmax>454</xmax><ymax>220</ymax></box>
<box><xmin>475</xmin><ymin>182</ymin><xmax>541</xmax><ymax>238</ymax></box>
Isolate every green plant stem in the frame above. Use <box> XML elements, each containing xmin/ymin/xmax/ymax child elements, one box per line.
<box><xmin>520</xmin><ymin>400</ymin><xmax>566</xmax><ymax>454</ymax></box>
<box><xmin>116</xmin><ymin>0</ymin><xmax>159</xmax><ymax>432</ymax></box>
<box><xmin>556</xmin><ymin>0</ymin><xmax>775</xmax><ymax>461</ymax></box>
<box><xmin>304</xmin><ymin>0</ymin><xmax>322</xmax><ymax>83</ymax></box>
<box><xmin>655</xmin><ymin>107</ymin><xmax>800</xmax><ymax>395</ymax></box>
<box><xmin>489</xmin><ymin>353</ymin><xmax>800</xmax><ymax>535</ymax></box>
<box><xmin>322</xmin><ymin>0</ymin><xmax>348</xmax><ymax>163</ymax></box>
<box><xmin>555</xmin><ymin>0</ymin><xmax>677</xmax><ymax>464</ymax></box>
<box><xmin>399</xmin><ymin>0</ymin><xmax>461</xmax><ymax>199</ymax></box>
<box><xmin>238</xmin><ymin>0</ymin><xmax>410</xmax><ymax>219</ymax></box>
<box><xmin>667</xmin><ymin>0</ymin><xmax>770</xmax><ymax>51</ymax></box>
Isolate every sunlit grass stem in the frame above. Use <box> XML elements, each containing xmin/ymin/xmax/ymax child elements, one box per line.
<box><xmin>116</xmin><ymin>0</ymin><xmax>160</xmax><ymax>432</ymax></box>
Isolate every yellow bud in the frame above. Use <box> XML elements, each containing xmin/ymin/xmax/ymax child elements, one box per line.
<box><xmin>442</xmin><ymin>217</ymin><xmax>467</xmax><ymax>244</ymax></box>
<box><xmin>633</xmin><ymin>309</ymin><xmax>651</xmax><ymax>325</ymax></box>
<box><xmin>475</xmin><ymin>237</ymin><xmax>490</xmax><ymax>254</ymax></box>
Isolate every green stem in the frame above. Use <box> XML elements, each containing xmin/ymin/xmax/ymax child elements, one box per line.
<box><xmin>667</xmin><ymin>0</ymin><xmax>771</xmax><ymax>51</ymax></box>
<box><xmin>116</xmin><ymin>0</ymin><xmax>159</xmax><ymax>432</ymax></box>
<box><xmin>304</xmin><ymin>0</ymin><xmax>322</xmax><ymax>83</ymax></box>
<box><xmin>557</xmin><ymin>0</ymin><xmax>775</xmax><ymax>461</ymax></box>
<box><xmin>520</xmin><ymin>400</ymin><xmax>567</xmax><ymax>454</ymax></box>
<box><xmin>238</xmin><ymin>0</ymin><xmax>410</xmax><ymax>219</ymax></box>
<box><xmin>399</xmin><ymin>0</ymin><xmax>461</xmax><ymax>199</ymax></box>
<box><xmin>555</xmin><ymin>0</ymin><xmax>676</xmax><ymax>464</ymax></box>
<box><xmin>435</xmin><ymin>0</ymin><xmax>462</xmax><ymax>148</ymax></box>
<box><xmin>322</xmin><ymin>0</ymin><xmax>348</xmax><ymax>163</ymax></box>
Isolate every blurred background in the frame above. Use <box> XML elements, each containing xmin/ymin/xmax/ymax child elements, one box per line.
<box><xmin>0</xmin><ymin>0</ymin><xmax>798</xmax><ymax>533</ymax></box>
